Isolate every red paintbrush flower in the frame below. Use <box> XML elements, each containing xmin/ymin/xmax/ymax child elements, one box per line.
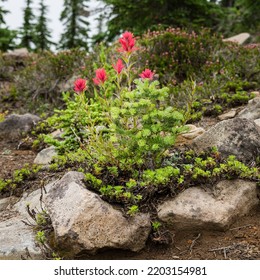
<box><xmin>118</xmin><ymin>31</ymin><xmax>138</xmax><ymax>53</ymax></box>
<box><xmin>113</xmin><ymin>59</ymin><xmax>124</xmax><ymax>74</ymax></box>
<box><xmin>74</xmin><ymin>78</ymin><xmax>87</xmax><ymax>93</ymax></box>
<box><xmin>139</xmin><ymin>69</ymin><xmax>154</xmax><ymax>80</ymax></box>
<box><xmin>93</xmin><ymin>68</ymin><xmax>107</xmax><ymax>85</ymax></box>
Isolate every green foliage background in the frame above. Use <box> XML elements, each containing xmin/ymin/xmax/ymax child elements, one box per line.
<box><xmin>0</xmin><ymin>0</ymin><xmax>259</xmax><ymax>51</ymax></box>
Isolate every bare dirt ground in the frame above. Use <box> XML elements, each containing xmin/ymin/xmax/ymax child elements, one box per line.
<box><xmin>0</xmin><ymin>140</ymin><xmax>36</xmax><ymax>179</ymax></box>
<box><xmin>1</xmin><ymin>135</ymin><xmax>260</xmax><ymax>260</ymax></box>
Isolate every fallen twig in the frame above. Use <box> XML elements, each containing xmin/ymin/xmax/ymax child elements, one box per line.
<box><xmin>223</xmin><ymin>248</ymin><xmax>227</xmax><ymax>259</ymax></box>
<box><xmin>189</xmin><ymin>233</ymin><xmax>201</xmax><ymax>253</ymax></box>
<box><xmin>229</xmin><ymin>224</ymin><xmax>253</xmax><ymax>231</ymax></box>
<box><xmin>179</xmin><ymin>233</ymin><xmax>201</xmax><ymax>255</ymax></box>
<box><xmin>209</xmin><ymin>245</ymin><xmax>235</xmax><ymax>252</ymax></box>
<box><xmin>209</xmin><ymin>244</ymin><xmax>236</xmax><ymax>259</ymax></box>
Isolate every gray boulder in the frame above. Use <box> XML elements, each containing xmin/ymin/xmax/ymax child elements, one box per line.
<box><xmin>14</xmin><ymin>188</ymin><xmax>48</xmax><ymax>217</ymax></box>
<box><xmin>0</xmin><ymin>191</ymin><xmax>44</xmax><ymax>259</ymax></box>
<box><xmin>0</xmin><ymin>113</ymin><xmax>40</xmax><ymax>141</ymax></box>
<box><xmin>34</xmin><ymin>146</ymin><xmax>57</xmax><ymax>165</ymax></box>
<box><xmin>157</xmin><ymin>180</ymin><xmax>259</xmax><ymax>231</ymax></box>
<box><xmin>192</xmin><ymin>118</ymin><xmax>260</xmax><ymax>163</ymax></box>
<box><xmin>0</xmin><ymin>215</ymin><xmax>41</xmax><ymax>259</ymax></box>
<box><xmin>3</xmin><ymin>48</ymin><xmax>29</xmax><ymax>59</ymax></box>
<box><xmin>218</xmin><ymin>109</ymin><xmax>237</xmax><ymax>121</ymax></box>
<box><xmin>44</xmin><ymin>172</ymin><xmax>151</xmax><ymax>257</ymax></box>
<box><xmin>176</xmin><ymin>125</ymin><xmax>205</xmax><ymax>146</ymax></box>
<box><xmin>0</xmin><ymin>184</ymin><xmax>56</xmax><ymax>259</ymax></box>
<box><xmin>237</xmin><ymin>97</ymin><xmax>260</xmax><ymax>120</ymax></box>
<box><xmin>50</xmin><ymin>129</ymin><xmax>63</xmax><ymax>139</ymax></box>
<box><xmin>58</xmin><ymin>75</ymin><xmax>78</xmax><ymax>93</ymax></box>
<box><xmin>0</xmin><ymin>196</ymin><xmax>18</xmax><ymax>211</ymax></box>
<box><xmin>254</xmin><ymin>119</ymin><xmax>260</xmax><ymax>127</ymax></box>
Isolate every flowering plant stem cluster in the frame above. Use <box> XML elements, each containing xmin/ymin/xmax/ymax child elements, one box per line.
<box><xmin>70</xmin><ymin>32</ymin><xmax>188</xmax><ymax>211</ymax></box>
<box><xmin>46</xmin><ymin>32</ymin><xmax>187</xmax><ymax>212</ymax></box>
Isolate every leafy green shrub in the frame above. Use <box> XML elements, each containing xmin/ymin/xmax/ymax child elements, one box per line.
<box><xmin>5</xmin><ymin>27</ymin><xmax>259</xmax><ymax>119</ymax></box>
<box><xmin>138</xmin><ymin>27</ymin><xmax>259</xmax><ymax>87</ymax></box>
<box><xmin>217</xmin><ymin>43</ymin><xmax>260</xmax><ymax>86</ymax></box>
<box><xmin>138</xmin><ymin>27</ymin><xmax>224</xmax><ymax>84</ymax></box>
<box><xmin>0</xmin><ymin>51</ymin><xmax>23</xmax><ymax>81</ymax></box>
<box><xmin>89</xmin><ymin>79</ymin><xmax>186</xmax><ymax>171</ymax></box>
<box><xmin>136</xmin><ymin>28</ymin><xmax>260</xmax><ymax>121</ymax></box>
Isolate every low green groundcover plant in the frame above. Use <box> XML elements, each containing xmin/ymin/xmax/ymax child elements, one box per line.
<box><xmin>21</xmin><ymin>32</ymin><xmax>259</xmax><ymax>215</ymax></box>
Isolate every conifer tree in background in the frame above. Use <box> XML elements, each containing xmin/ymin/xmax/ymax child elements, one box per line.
<box><xmin>0</xmin><ymin>0</ymin><xmax>8</xmax><ymax>27</ymax></box>
<box><xmin>19</xmin><ymin>0</ymin><xmax>36</xmax><ymax>50</ymax></box>
<box><xmin>220</xmin><ymin>0</ymin><xmax>236</xmax><ymax>7</ymax></box>
<box><xmin>217</xmin><ymin>0</ymin><xmax>260</xmax><ymax>37</ymax></box>
<box><xmin>92</xmin><ymin>12</ymin><xmax>107</xmax><ymax>45</ymax></box>
<box><xmin>35</xmin><ymin>0</ymin><xmax>55</xmax><ymax>51</ymax></box>
<box><xmin>99</xmin><ymin>0</ymin><xmax>259</xmax><ymax>42</ymax></box>
<box><xmin>236</xmin><ymin>0</ymin><xmax>260</xmax><ymax>33</ymax></box>
<box><xmin>0</xmin><ymin>0</ymin><xmax>17</xmax><ymax>51</ymax></box>
<box><xmin>59</xmin><ymin>0</ymin><xmax>90</xmax><ymax>50</ymax></box>
<box><xmin>100</xmin><ymin>0</ymin><xmax>223</xmax><ymax>42</ymax></box>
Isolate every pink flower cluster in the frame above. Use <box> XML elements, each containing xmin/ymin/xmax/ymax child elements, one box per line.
<box><xmin>74</xmin><ymin>31</ymin><xmax>155</xmax><ymax>93</ymax></box>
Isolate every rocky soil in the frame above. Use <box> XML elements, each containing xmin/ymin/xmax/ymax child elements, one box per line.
<box><xmin>83</xmin><ymin>206</ymin><xmax>260</xmax><ymax>260</ymax></box>
<box><xmin>1</xmin><ymin>35</ymin><xmax>260</xmax><ymax>260</ymax></box>
<box><xmin>0</xmin><ymin>140</ymin><xmax>36</xmax><ymax>180</ymax></box>
<box><xmin>1</xmin><ymin>107</ymin><xmax>260</xmax><ymax>260</ymax></box>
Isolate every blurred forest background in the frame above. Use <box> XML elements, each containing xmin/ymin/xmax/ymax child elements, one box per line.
<box><xmin>0</xmin><ymin>0</ymin><xmax>259</xmax><ymax>52</ymax></box>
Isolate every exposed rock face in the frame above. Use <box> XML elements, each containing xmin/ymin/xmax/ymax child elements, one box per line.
<box><xmin>58</xmin><ymin>75</ymin><xmax>78</xmax><ymax>93</ymax></box>
<box><xmin>0</xmin><ymin>191</ymin><xmax>43</xmax><ymax>259</ymax></box>
<box><xmin>157</xmin><ymin>180</ymin><xmax>259</xmax><ymax>231</ymax></box>
<box><xmin>0</xmin><ymin>184</ymin><xmax>59</xmax><ymax>260</ymax></box>
<box><xmin>176</xmin><ymin>125</ymin><xmax>205</xmax><ymax>146</ymax></box>
<box><xmin>254</xmin><ymin>119</ymin><xmax>260</xmax><ymax>127</ymax></box>
<box><xmin>50</xmin><ymin>129</ymin><xmax>63</xmax><ymax>139</ymax></box>
<box><xmin>1</xmin><ymin>172</ymin><xmax>150</xmax><ymax>259</ymax></box>
<box><xmin>3</xmin><ymin>48</ymin><xmax>29</xmax><ymax>59</ymax></box>
<box><xmin>34</xmin><ymin>146</ymin><xmax>57</xmax><ymax>165</ymax></box>
<box><xmin>223</xmin><ymin>33</ymin><xmax>250</xmax><ymax>45</ymax></box>
<box><xmin>14</xmin><ymin>188</ymin><xmax>47</xmax><ymax>217</ymax></box>
<box><xmin>192</xmin><ymin>118</ymin><xmax>260</xmax><ymax>163</ymax></box>
<box><xmin>218</xmin><ymin>109</ymin><xmax>237</xmax><ymax>121</ymax></box>
<box><xmin>181</xmin><ymin>125</ymin><xmax>205</xmax><ymax>140</ymax></box>
<box><xmin>44</xmin><ymin>172</ymin><xmax>151</xmax><ymax>257</ymax></box>
<box><xmin>237</xmin><ymin>97</ymin><xmax>260</xmax><ymax>120</ymax></box>
<box><xmin>0</xmin><ymin>216</ymin><xmax>41</xmax><ymax>259</ymax></box>
<box><xmin>0</xmin><ymin>197</ymin><xmax>17</xmax><ymax>211</ymax></box>
<box><xmin>0</xmin><ymin>113</ymin><xmax>40</xmax><ymax>141</ymax></box>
